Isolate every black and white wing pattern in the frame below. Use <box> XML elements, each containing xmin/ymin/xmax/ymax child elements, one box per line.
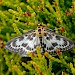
<box><xmin>5</xmin><ymin>30</ymin><xmax>41</xmax><ymax>57</ymax></box>
<box><xmin>42</xmin><ymin>29</ymin><xmax>75</xmax><ymax>55</ymax></box>
<box><xmin>5</xmin><ymin>24</ymin><xmax>75</xmax><ymax>57</ymax></box>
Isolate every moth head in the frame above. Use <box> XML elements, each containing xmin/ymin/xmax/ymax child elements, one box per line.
<box><xmin>37</xmin><ymin>24</ymin><xmax>46</xmax><ymax>27</ymax></box>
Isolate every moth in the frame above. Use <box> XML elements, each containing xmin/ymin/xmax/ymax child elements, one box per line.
<box><xmin>5</xmin><ymin>24</ymin><xmax>75</xmax><ymax>57</ymax></box>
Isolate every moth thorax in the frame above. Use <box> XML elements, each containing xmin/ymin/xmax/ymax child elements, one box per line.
<box><xmin>35</xmin><ymin>24</ymin><xmax>46</xmax><ymax>37</ymax></box>
<box><xmin>36</xmin><ymin>28</ymin><xmax>45</xmax><ymax>37</ymax></box>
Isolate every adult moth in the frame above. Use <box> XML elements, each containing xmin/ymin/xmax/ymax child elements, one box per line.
<box><xmin>5</xmin><ymin>24</ymin><xmax>75</xmax><ymax>57</ymax></box>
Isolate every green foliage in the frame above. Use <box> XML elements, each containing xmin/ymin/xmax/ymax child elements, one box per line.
<box><xmin>0</xmin><ymin>0</ymin><xmax>75</xmax><ymax>75</ymax></box>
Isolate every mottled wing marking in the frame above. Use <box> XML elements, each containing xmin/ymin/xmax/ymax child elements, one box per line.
<box><xmin>5</xmin><ymin>30</ymin><xmax>41</xmax><ymax>57</ymax></box>
<box><xmin>42</xmin><ymin>29</ymin><xmax>75</xmax><ymax>55</ymax></box>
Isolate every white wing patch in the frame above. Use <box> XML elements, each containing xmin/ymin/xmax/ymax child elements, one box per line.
<box><xmin>5</xmin><ymin>30</ymin><xmax>41</xmax><ymax>57</ymax></box>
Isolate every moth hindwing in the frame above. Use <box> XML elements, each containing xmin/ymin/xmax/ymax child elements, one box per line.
<box><xmin>5</xmin><ymin>24</ymin><xmax>75</xmax><ymax>57</ymax></box>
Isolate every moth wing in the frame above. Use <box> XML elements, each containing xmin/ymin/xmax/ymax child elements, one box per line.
<box><xmin>42</xmin><ymin>29</ymin><xmax>75</xmax><ymax>55</ymax></box>
<box><xmin>5</xmin><ymin>30</ymin><xmax>41</xmax><ymax>57</ymax></box>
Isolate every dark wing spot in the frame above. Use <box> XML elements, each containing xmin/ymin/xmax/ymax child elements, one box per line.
<box><xmin>22</xmin><ymin>43</ymin><xmax>27</xmax><ymax>47</ymax></box>
<box><xmin>30</xmin><ymin>38</ymin><xmax>33</xmax><ymax>40</ymax></box>
<box><xmin>59</xmin><ymin>48</ymin><xmax>63</xmax><ymax>50</ymax></box>
<box><xmin>19</xmin><ymin>48</ymin><xmax>22</xmax><ymax>50</ymax></box>
<box><xmin>15</xmin><ymin>45</ymin><xmax>17</xmax><ymax>47</ymax></box>
<box><xmin>32</xmin><ymin>48</ymin><xmax>33</xmax><ymax>50</ymax></box>
<box><xmin>59</xmin><ymin>45</ymin><xmax>61</xmax><ymax>46</ymax></box>
<box><xmin>26</xmin><ymin>46</ymin><xmax>31</xmax><ymax>50</ymax></box>
<box><xmin>18</xmin><ymin>45</ymin><xmax>20</xmax><ymax>47</ymax></box>
<box><xmin>56</xmin><ymin>35</ymin><xmax>60</xmax><ymax>40</ymax></box>
<box><xmin>63</xmin><ymin>48</ymin><xmax>65</xmax><ymax>51</ymax></box>
<box><xmin>34</xmin><ymin>45</ymin><xmax>37</xmax><ymax>48</ymax></box>
<box><xmin>12</xmin><ymin>40</ymin><xmax>17</xmax><ymax>47</ymax></box>
<box><xmin>10</xmin><ymin>47</ymin><xmax>13</xmax><ymax>50</ymax></box>
<box><xmin>27</xmin><ymin>35</ymin><xmax>31</xmax><ymax>39</ymax></box>
<box><xmin>46</xmin><ymin>37</ymin><xmax>50</xmax><ymax>40</ymax></box>
<box><xmin>62</xmin><ymin>45</ymin><xmax>64</xmax><ymax>47</ymax></box>
<box><xmin>25</xmin><ymin>34</ymin><xmax>27</xmax><ymax>36</ymax></box>
<box><xmin>14</xmin><ymin>49</ymin><xmax>18</xmax><ymax>52</ymax></box>
<box><xmin>44</xmin><ymin>44</ymin><xmax>46</xmax><ymax>48</ymax></box>
<box><xmin>49</xmin><ymin>46</ymin><xmax>54</xmax><ymax>50</ymax></box>
<box><xmin>19</xmin><ymin>48</ymin><xmax>24</xmax><ymax>54</ymax></box>
<box><xmin>19</xmin><ymin>36</ymin><xmax>24</xmax><ymax>41</ymax></box>
<box><xmin>63</xmin><ymin>39</ymin><xmax>67</xmax><ymax>46</ymax></box>
<box><xmin>52</xmin><ymin>43</ymin><xmax>58</xmax><ymax>47</ymax></box>
<box><xmin>51</xmin><ymin>33</ymin><xmax>55</xmax><ymax>36</ymax></box>
<box><xmin>32</xmin><ymin>33</ymin><xmax>36</xmax><ymax>37</ymax></box>
<box><xmin>65</xmin><ymin>47</ymin><xmax>68</xmax><ymax>50</ymax></box>
<box><xmin>8</xmin><ymin>44</ymin><xmax>11</xmax><ymax>48</ymax></box>
<box><xmin>48</xmin><ymin>34</ymin><xmax>52</xmax><ymax>39</ymax></box>
<box><xmin>47</xmin><ymin>47</ymin><xmax>49</xmax><ymax>50</ymax></box>
<box><xmin>69</xmin><ymin>43</ymin><xmax>71</xmax><ymax>46</ymax></box>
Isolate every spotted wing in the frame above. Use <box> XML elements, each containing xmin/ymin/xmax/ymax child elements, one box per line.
<box><xmin>5</xmin><ymin>30</ymin><xmax>41</xmax><ymax>57</ymax></box>
<box><xmin>42</xmin><ymin>29</ymin><xmax>75</xmax><ymax>55</ymax></box>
